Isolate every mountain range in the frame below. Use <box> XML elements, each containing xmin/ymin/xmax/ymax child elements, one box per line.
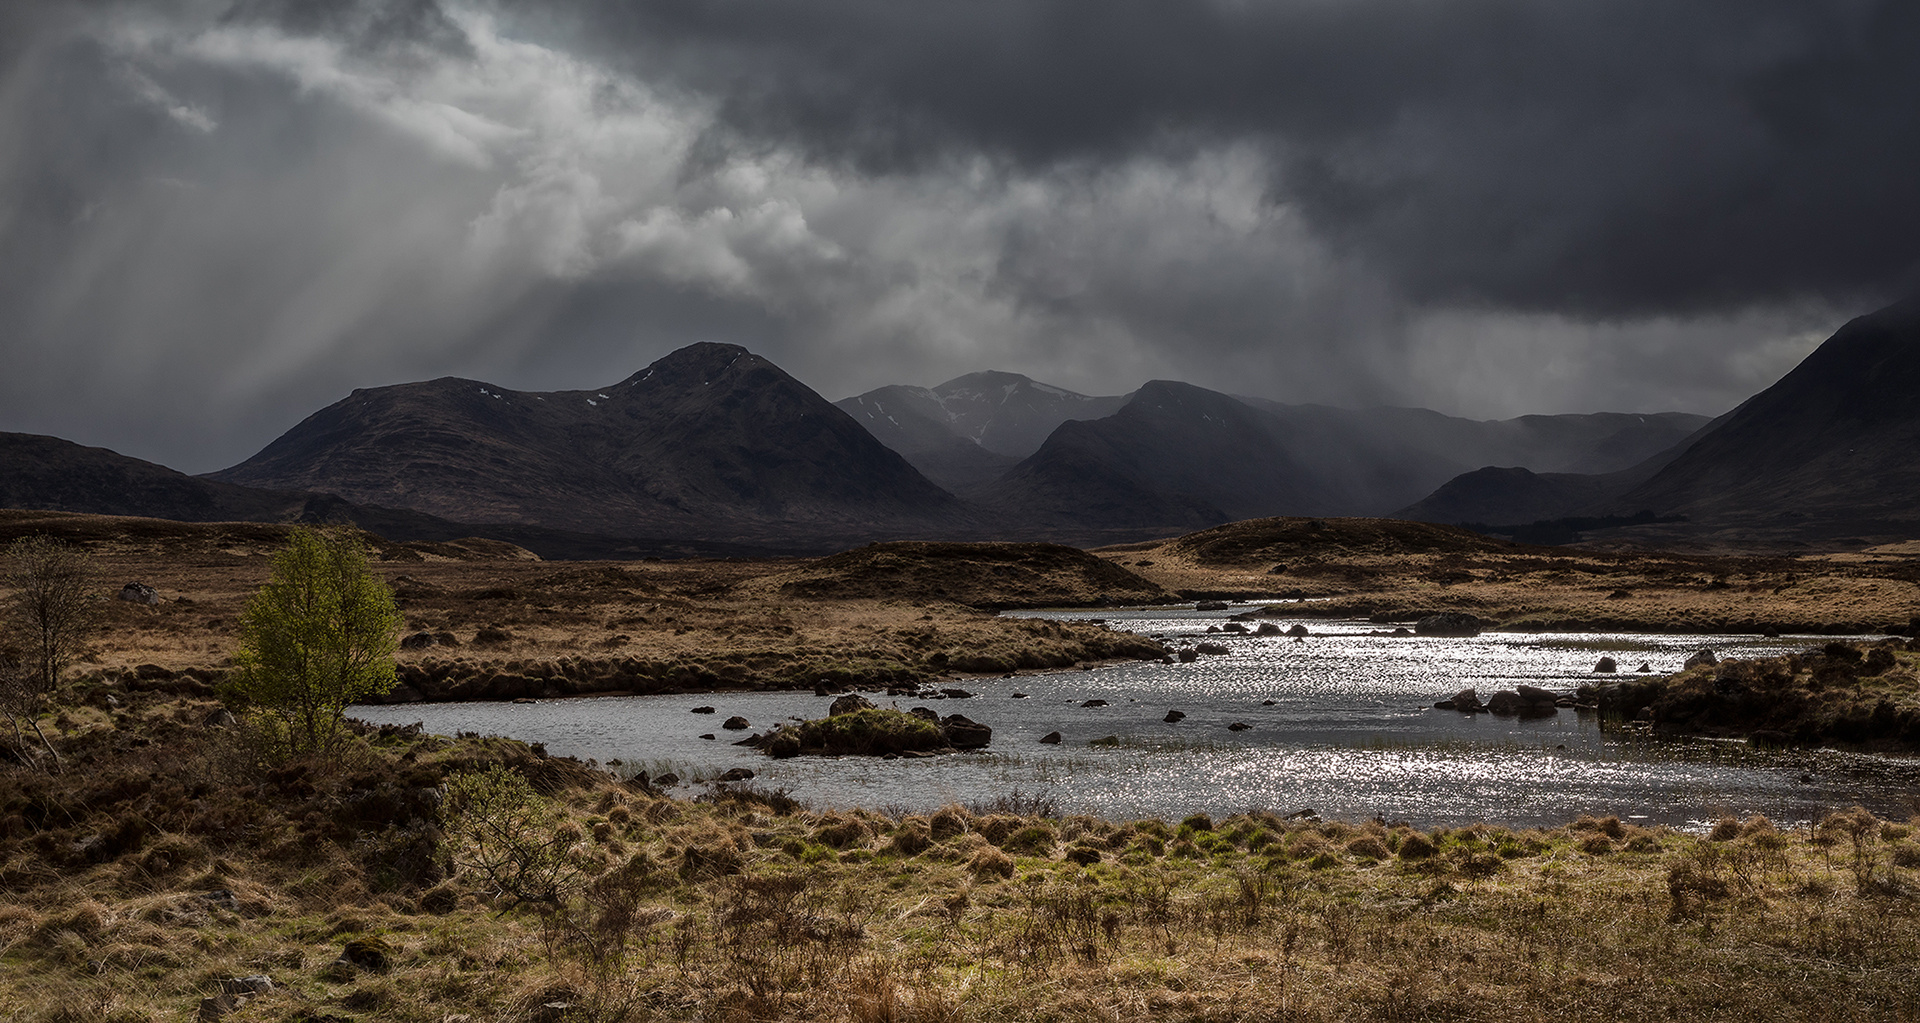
<box><xmin>2</xmin><ymin>298</ymin><xmax>1914</xmax><ymax>553</ymax></box>
<box><xmin>1398</xmin><ymin>295</ymin><xmax>1920</xmax><ymax>547</ymax></box>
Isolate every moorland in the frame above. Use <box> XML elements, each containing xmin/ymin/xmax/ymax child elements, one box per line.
<box><xmin>2</xmin><ymin>509</ymin><xmax>1920</xmax><ymax>1021</ymax></box>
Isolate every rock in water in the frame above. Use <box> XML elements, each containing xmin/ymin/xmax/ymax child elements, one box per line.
<box><xmin>940</xmin><ymin>714</ymin><xmax>992</xmax><ymax>749</ymax></box>
<box><xmin>721</xmin><ymin>716</ymin><xmax>750</xmax><ymax>730</ymax></box>
<box><xmin>829</xmin><ymin>694</ymin><xmax>875</xmax><ymax>716</ymax></box>
<box><xmin>1039</xmin><ymin>731</ymin><xmax>1063</xmax><ymax>744</ymax></box>
<box><xmin>1684</xmin><ymin>648</ymin><xmax>1718</xmax><ymax>670</ymax></box>
<box><xmin>1164</xmin><ymin>710</ymin><xmax>1186</xmax><ymax>723</ymax></box>
<box><xmin>1415</xmin><ymin>613</ymin><xmax>1483</xmax><ymax>637</ymax></box>
<box><xmin>1594</xmin><ymin>656</ymin><xmax>1618</xmax><ymax>673</ymax></box>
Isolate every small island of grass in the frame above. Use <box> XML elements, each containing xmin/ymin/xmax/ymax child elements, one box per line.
<box><xmin>753</xmin><ymin>703</ymin><xmax>992</xmax><ymax>757</ymax></box>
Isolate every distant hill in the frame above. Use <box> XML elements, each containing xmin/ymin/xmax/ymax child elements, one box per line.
<box><xmin>209</xmin><ymin>343</ymin><xmax>970</xmax><ymax>548</ymax></box>
<box><xmin>972</xmin><ymin>379</ymin><xmax>1709</xmax><ymax>541</ymax></box>
<box><xmin>0</xmin><ymin>431</ymin><xmax>470</xmax><ymax>540</ymax></box>
<box><xmin>0</xmin><ymin>432</ymin><xmax>784</xmax><ymax>559</ymax></box>
<box><xmin>1610</xmin><ymin>295</ymin><xmax>1920</xmax><ymax>541</ymax></box>
<box><xmin>835</xmin><ymin>371</ymin><xmax>1129</xmax><ymax>492</ymax></box>
<box><xmin>1396</xmin><ymin>295</ymin><xmax>1920</xmax><ymax>548</ymax></box>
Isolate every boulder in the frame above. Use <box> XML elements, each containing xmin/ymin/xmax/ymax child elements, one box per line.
<box><xmin>1515</xmin><ymin>685</ymin><xmax>1560</xmax><ymax>708</ymax></box>
<box><xmin>117</xmin><ymin>582</ymin><xmax>159</xmax><ymax>605</ymax></box>
<box><xmin>829</xmin><ymin>694</ymin><xmax>876</xmax><ymax>716</ymax></box>
<box><xmin>1485</xmin><ymin>690</ymin><xmax>1523</xmax><ymax>715</ymax></box>
<box><xmin>1164</xmin><ymin>710</ymin><xmax>1186</xmax><ymax>723</ymax></box>
<box><xmin>909</xmin><ymin>706</ymin><xmax>939</xmax><ymax>722</ymax></box>
<box><xmin>1080</xmin><ymin>699</ymin><xmax>1108</xmax><ymax>708</ymax></box>
<box><xmin>1414</xmin><ymin>613</ymin><xmax>1483</xmax><ymax>637</ymax></box>
<box><xmin>690</xmin><ymin>706</ymin><xmax>716</xmax><ymax>714</ymax></box>
<box><xmin>1285</xmin><ymin>624</ymin><xmax>1310</xmax><ymax>638</ymax></box>
<box><xmin>940</xmin><ymin>688</ymin><xmax>974</xmax><ymax>699</ymax></box>
<box><xmin>1487</xmin><ymin>688</ymin><xmax>1558</xmax><ymax>717</ymax></box>
<box><xmin>1436</xmin><ymin>688</ymin><xmax>1483</xmax><ymax>712</ymax></box>
<box><xmin>198</xmin><ymin>995</ymin><xmax>248</xmax><ymax>1021</ymax></box>
<box><xmin>1227</xmin><ymin>721</ymin><xmax>1251</xmax><ymax>731</ymax></box>
<box><xmin>1594</xmin><ymin>656</ymin><xmax>1618</xmax><ymax>673</ymax></box>
<box><xmin>718</xmin><ymin>768</ymin><xmax>756</xmax><ymax>782</ymax></box>
<box><xmin>1223</xmin><ymin>623</ymin><xmax>1249</xmax><ymax>634</ymax></box>
<box><xmin>940</xmin><ymin>714</ymin><xmax>992</xmax><ymax>749</ymax></box>
<box><xmin>1684</xmin><ymin>648</ymin><xmax>1718</xmax><ymax>670</ymax></box>
<box><xmin>1039</xmin><ymin>731</ymin><xmax>1062</xmax><ymax>744</ymax></box>
<box><xmin>1256</xmin><ymin>622</ymin><xmax>1283</xmax><ymax>636</ymax></box>
<box><xmin>721</xmin><ymin>716</ymin><xmax>750</xmax><ymax>730</ymax></box>
<box><xmin>1196</xmin><ymin>642</ymin><xmax>1230</xmax><ymax>655</ymax></box>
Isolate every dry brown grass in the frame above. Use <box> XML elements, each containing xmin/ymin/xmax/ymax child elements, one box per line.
<box><xmin>2</xmin><ymin>687</ymin><xmax>1920</xmax><ymax>1022</ymax></box>
<box><xmin>0</xmin><ymin>512</ymin><xmax>1168</xmax><ymax>706</ymax></box>
<box><xmin>1099</xmin><ymin>516</ymin><xmax>1920</xmax><ymax>634</ymax></box>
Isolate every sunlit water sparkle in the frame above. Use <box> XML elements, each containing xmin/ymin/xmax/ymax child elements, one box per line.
<box><xmin>351</xmin><ymin>605</ymin><xmax>1920</xmax><ymax>828</ymax></box>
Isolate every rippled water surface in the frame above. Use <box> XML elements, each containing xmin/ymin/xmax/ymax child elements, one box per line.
<box><xmin>351</xmin><ymin>605</ymin><xmax>1920</xmax><ymax>828</ymax></box>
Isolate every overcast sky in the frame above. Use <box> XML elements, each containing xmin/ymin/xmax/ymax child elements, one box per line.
<box><xmin>2</xmin><ymin>0</ymin><xmax>1914</xmax><ymax>472</ymax></box>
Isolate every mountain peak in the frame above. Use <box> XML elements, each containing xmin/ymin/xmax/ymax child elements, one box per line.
<box><xmin>615</xmin><ymin>342</ymin><xmax>760</xmax><ymax>388</ymax></box>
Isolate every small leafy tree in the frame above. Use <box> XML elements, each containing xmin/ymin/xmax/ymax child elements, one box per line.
<box><xmin>225</xmin><ymin>527</ymin><xmax>400</xmax><ymax>760</ymax></box>
<box><xmin>3</xmin><ymin>536</ymin><xmax>97</xmax><ymax>771</ymax></box>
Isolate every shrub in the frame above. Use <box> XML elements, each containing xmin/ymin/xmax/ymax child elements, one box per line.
<box><xmin>1709</xmin><ymin>818</ymin><xmax>1741</xmax><ymax>842</ymax></box>
<box><xmin>223</xmin><ymin>528</ymin><xmax>401</xmax><ymax>760</ymax></box>
<box><xmin>441</xmin><ymin>765</ymin><xmax>584</xmax><ymax>906</ymax></box>
<box><xmin>2</xmin><ymin>536</ymin><xmax>97</xmax><ymax>772</ymax></box>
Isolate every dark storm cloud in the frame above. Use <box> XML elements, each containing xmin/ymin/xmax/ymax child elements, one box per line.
<box><xmin>0</xmin><ymin>0</ymin><xmax>1910</xmax><ymax>472</ymax></box>
<box><xmin>220</xmin><ymin>0</ymin><xmax>474</xmax><ymax>58</ymax></box>
<box><xmin>547</xmin><ymin>0</ymin><xmax>1920</xmax><ymax>316</ymax></box>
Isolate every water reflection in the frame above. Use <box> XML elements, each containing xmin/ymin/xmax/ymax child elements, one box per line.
<box><xmin>351</xmin><ymin>605</ymin><xmax>1920</xmax><ymax>828</ymax></box>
